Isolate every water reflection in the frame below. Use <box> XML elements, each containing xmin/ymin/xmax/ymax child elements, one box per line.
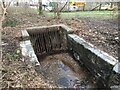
<box><xmin>40</xmin><ymin>53</ymin><xmax>96</xmax><ymax>88</ymax></box>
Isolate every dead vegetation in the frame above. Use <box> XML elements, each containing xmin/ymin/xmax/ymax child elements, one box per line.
<box><xmin>1</xmin><ymin>6</ymin><xmax>119</xmax><ymax>89</ymax></box>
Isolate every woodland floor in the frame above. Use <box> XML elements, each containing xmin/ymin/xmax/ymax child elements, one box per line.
<box><xmin>1</xmin><ymin>12</ymin><xmax>119</xmax><ymax>88</ymax></box>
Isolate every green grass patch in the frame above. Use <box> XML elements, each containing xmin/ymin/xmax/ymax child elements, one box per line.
<box><xmin>45</xmin><ymin>11</ymin><xmax>117</xmax><ymax>19</ymax></box>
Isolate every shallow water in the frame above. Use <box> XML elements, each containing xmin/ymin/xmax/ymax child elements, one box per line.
<box><xmin>39</xmin><ymin>53</ymin><xmax>96</xmax><ymax>88</ymax></box>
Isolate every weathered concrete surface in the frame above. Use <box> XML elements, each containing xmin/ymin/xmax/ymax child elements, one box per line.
<box><xmin>20</xmin><ymin>40</ymin><xmax>40</xmax><ymax>66</ymax></box>
<box><xmin>67</xmin><ymin>34</ymin><xmax>119</xmax><ymax>87</ymax></box>
<box><xmin>26</xmin><ymin>24</ymin><xmax>74</xmax><ymax>56</ymax></box>
<box><xmin>26</xmin><ymin>24</ymin><xmax>74</xmax><ymax>34</ymax></box>
<box><xmin>59</xmin><ymin>24</ymin><xmax>74</xmax><ymax>34</ymax></box>
<box><xmin>21</xmin><ymin>24</ymin><xmax>119</xmax><ymax>88</ymax></box>
<box><xmin>20</xmin><ymin>24</ymin><xmax>74</xmax><ymax>69</ymax></box>
<box><xmin>113</xmin><ymin>63</ymin><xmax>120</xmax><ymax>74</ymax></box>
<box><xmin>20</xmin><ymin>30</ymin><xmax>40</xmax><ymax>67</ymax></box>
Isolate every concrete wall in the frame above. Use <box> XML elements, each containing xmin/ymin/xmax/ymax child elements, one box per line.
<box><xmin>21</xmin><ymin>24</ymin><xmax>119</xmax><ymax>88</ymax></box>
<box><xmin>67</xmin><ymin>34</ymin><xmax>119</xmax><ymax>87</ymax></box>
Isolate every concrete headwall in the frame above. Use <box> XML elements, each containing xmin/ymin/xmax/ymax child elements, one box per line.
<box><xmin>21</xmin><ymin>24</ymin><xmax>119</xmax><ymax>88</ymax></box>
<box><xmin>67</xmin><ymin>34</ymin><xmax>119</xmax><ymax>87</ymax></box>
<box><xmin>59</xmin><ymin>25</ymin><xmax>119</xmax><ymax>88</ymax></box>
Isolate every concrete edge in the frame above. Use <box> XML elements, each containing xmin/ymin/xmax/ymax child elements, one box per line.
<box><xmin>68</xmin><ymin>34</ymin><xmax>119</xmax><ymax>73</ymax></box>
<box><xmin>113</xmin><ymin>63</ymin><xmax>120</xmax><ymax>74</ymax></box>
<box><xmin>26</xmin><ymin>24</ymin><xmax>62</xmax><ymax>30</ymax></box>
<box><xmin>26</xmin><ymin>24</ymin><xmax>74</xmax><ymax>33</ymax></box>
<box><xmin>20</xmin><ymin>24</ymin><xmax>73</xmax><ymax>66</ymax></box>
<box><xmin>20</xmin><ymin>30</ymin><xmax>40</xmax><ymax>66</ymax></box>
<box><xmin>60</xmin><ymin>24</ymin><xmax>74</xmax><ymax>33</ymax></box>
<box><xmin>22</xmin><ymin>29</ymin><xmax>29</xmax><ymax>37</ymax></box>
<box><xmin>21</xmin><ymin>25</ymin><xmax>119</xmax><ymax>74</ymax></box>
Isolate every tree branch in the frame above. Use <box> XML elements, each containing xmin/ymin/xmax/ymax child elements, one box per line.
<box><xmin>60</xmin><ymin>2</ymin><xmax>67</xmax><ymax>12</ymax></box>
<box><xmin>0</xmin><ymin>0</ymin><xmax>13</xmax><ymax>22</ymax></box>
<box><xmin>6</xmin><ymin>0</ymin><xmax>14</xmax><ymax>8</ymax></box>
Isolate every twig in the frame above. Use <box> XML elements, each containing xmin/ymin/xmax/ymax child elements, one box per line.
<box><xmin>0</xmin><ymin>73</ymin><xmax>7</xmax><ymax>80</ymax></box>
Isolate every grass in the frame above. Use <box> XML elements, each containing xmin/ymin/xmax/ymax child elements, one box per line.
<box><xmin>7</xmin><ymin>6</ymin><xmax>118</xmax><ymax>19</ymax></box>
<box><xmin>2</xmin><ymin>18</ymin><xmax>18</xmax><ymax>27</ymax></box>
<box><xmin>45</xmin><ymin>11</ymin><xmax>118</xmax><ymax>19</ymax></box>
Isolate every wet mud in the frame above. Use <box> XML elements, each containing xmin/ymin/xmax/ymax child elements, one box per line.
<box><xmin>39</xmin><ymin>53</ymin><xmax>97</xmax><ymax>88</ymax></box>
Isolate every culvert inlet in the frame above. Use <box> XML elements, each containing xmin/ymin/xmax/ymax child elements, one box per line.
<box><xmin>21</xmin><ymin>24</ymin><xmax>119</xmax><ymax>89</ymax></box>
<box><xmin>27</xmin><ymin>26</ymin><xmax>67</xmax><ymax>57</ymax></box>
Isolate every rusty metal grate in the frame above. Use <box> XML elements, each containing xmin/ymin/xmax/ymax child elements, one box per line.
<box><xmin>27</xmin><ymin>27</ymin><xmax>66</xmax><ymax>56</ymax></box>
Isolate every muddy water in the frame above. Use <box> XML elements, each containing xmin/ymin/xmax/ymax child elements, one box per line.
<box><xmin>39</xmin><ymin>53</ymin><xmax>96</xmax><ymax>88</ymax></box>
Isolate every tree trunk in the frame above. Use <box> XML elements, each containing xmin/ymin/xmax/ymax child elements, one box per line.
<box><xmin>67</xmin><ymin>0</ymin><xmax>70</xmax><ymax>12</ymax></box>
<box><xmin>110</xmin><ymin>2</ymin><xmax>113</xmax><ymax>8</ymax></box>
<box><xmin>38</xmin><ymin>0</ymin><xmax>42</xmax><ymax>15</ymax></box>
<box><xmin>99</xmin><ymin>3</ymin><xmax>102</xmax><ymax>11</ymax></box>
<box><xmin>0</xmin><ymin>0</ymin><xmax>13</xmax><ymax>28</ymax></box>
<box><xmin>83</xmin><ymin>4</ymin><xmax>85</xmax><ymax>11</ymax></box>
<box><xmin>16</xmin><ymin>2</ymin><xmax>19</xmax><ymax>6</ymax></box>
<box><xmin>0</xmin><ymin>4</ymin><xmax>3</xmax><ymax>29</ymax></box>
<box><xmin>56</xmin><ymin>3</ymin><xmax>60</xmax><ymax>19</ymax></box>
<box><xmin>0</xmin><ymin>2</ymin><xmax>3</xmax><ymax>69</ymax></box>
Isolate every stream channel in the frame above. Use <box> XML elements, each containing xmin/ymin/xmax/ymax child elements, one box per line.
<box><xmin>39</xmin><ymin>53</ymin><xmax>97</xmax><ymax>88</ymax></box>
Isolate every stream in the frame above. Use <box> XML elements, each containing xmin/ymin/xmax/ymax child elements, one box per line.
<box><xmin>39</xmin><ymin>53</ymin><xmax>96</xmax><ymax>88</ymax></box>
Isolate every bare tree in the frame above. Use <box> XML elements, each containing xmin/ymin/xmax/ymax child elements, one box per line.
<box><xmin>99</xmin><ymin>3</ymin><xmax>102</xmax><ymax>10</ymax></box>
<box><xmin>0</xmin><ymin>0</ymin><xmax>13</xmax><ymax>29</ymax></box>
<box><xmin>48</xmin><ymin>1</ymin><xmax>68</xmax><ymax>19</ymax></box>
<box><xmin>0</xmin><ymin>0</ymin><xmax>13</xmax><ymax>76</ymax></box>
<box><xmin>112</xmin><ymin>6</ymin><xmax>118</xmax><ymax>19</ymax></box>
<box><xmin>0</xmin><ymin>1</ymin><xmax>13</xmax><ymax>59</ymax></box>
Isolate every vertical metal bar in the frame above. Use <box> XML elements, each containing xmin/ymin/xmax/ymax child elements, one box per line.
<box><xmin>57</xmin><ymin>31</ymin><xmax>62</xmax><ymax>49</ymax></box>
<box><xmin>38</xmin><ymin>33</ymin><xmax>42</xmax><ymax>54</ymax></box>
<box><xmin>41</xmin><ymin>32</ymin><xmax>46</xmax><ymax>53</ymax></box>
<box><xmin>48</xmin><ymin>31</ymin><xmax>52</xmax><ymax>53</ymax></box>
<box><xmin>35</xmin><ymin>33</ymin><xmax>39</xmax><ymax>54</ymax></box>
<box><xmin>46</xmin><ymin>30</ymin><xmax>50</xmax><ymax>53</ymax></box>
<box><xmin>54</xmin><ymin>31</ymin><xmax>59</xmax><ymax>49</ymax></box>
<box><xmin>49</xmin><ymin>31</ymin><xmax>53</xmax><ymax>51</ymax></box>
<box><xmin>43</xmin><ymin>31</ymin><xmax>47</xmax><ymax>53</ymax></box>
<box><xmin>40</xmin><ymin>33</ymin><xmax>43</xmax><ymax>54</ymax></box>
<box><xmin>43</xmin><ymin>32</ymin><xmax>47</xmax><ymax>53</ymax></box>
<box><xmin>32</xmin><ymin>33</ymin><xmax>36</xmax><ymax>53</ymax></box>
<box><xmin>52</xmin><ymin>31</ymin><xmax>56</xmax><ymax>49</ymax></box>
<box><xmin>37</xmin><ymin>33</ymin><xmax>41</xmax><ymax>53</ymax></box>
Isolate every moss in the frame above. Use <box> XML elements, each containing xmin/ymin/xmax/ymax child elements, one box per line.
<box><xmin>2</xmin><ymin>18</ymin><xmax>17</xmax><ymax>27</ymax></box>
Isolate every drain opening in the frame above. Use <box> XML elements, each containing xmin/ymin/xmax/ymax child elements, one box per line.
<box><xmin>22</xmin><ymin>25</ymin><xmax>118</xmax><ymax>88</ymax></box>
<box><xmin>27</xmin><ymin>26</ymin><xmax>67</xmax><ymax>57</ymax></box>
<box><xmin>25</xmin><ymin>26</ymin><xmax>97</xmax><ymax>88</ymax></box>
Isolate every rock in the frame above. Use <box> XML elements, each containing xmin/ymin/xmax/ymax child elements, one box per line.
<box><xmin>115</xmin><ymin>37</ymin><xmax>119</xmax><ymax>40</ymax></box>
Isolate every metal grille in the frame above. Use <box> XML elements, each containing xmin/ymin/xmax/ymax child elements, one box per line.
<box><xmin>27</xmin><ymin>28</ymin><xmax>66</xmax><ymax>56</ymax></box>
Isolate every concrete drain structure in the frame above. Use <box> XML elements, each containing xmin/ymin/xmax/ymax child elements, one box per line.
<box><xmin>20</xmin><ymin>24</ymin><xmax>119</xmax><ymax>88</ymax></box>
